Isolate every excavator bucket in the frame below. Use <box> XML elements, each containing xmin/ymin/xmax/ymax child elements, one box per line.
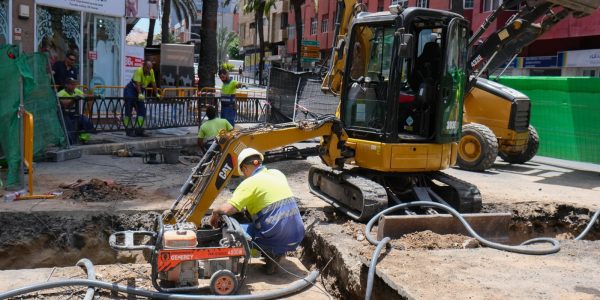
<box><xmin>376</xmin><ymin>213</ymin><xmax>512</xmax><ymax>243</ymax></box>
<box><xmin>547</xmin><ymin>0</ymin><xmax>600</xmax><ymax>16</ymax></box>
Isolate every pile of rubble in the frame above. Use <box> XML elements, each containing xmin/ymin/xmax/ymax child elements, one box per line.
<box><xmin>59</xmin><ymin>178</ymin><xmax>138</xmax><ymax>202</ymax></box>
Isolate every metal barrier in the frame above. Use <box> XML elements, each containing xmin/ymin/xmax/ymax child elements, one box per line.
<box><xmin>91</xmin><ymin>85</ymin><xmax>124</xmax><ymax>97</ymax></box>
<box><xmin>66</xmin><ymin>95</ymin><xmax>268</xmax><ymax>134</ymax></box>
<box><xmin>90</xmin><ymin>86</ymin><xmax>163</xmax><ymax>97</ymax></box>
<box><xmin>230</xmin><ymin>74</ymin><xmax>268</xmax><ymax>87</ymax></box>
<box><xmin>162</xmin><ymin>87</ymin><xmax>198</xmax><ymax>97</ymax></box>
<box><xmin>198</xmin><ymin>87</ymin><xmax>266</xmax><ymax>99</ymax></box>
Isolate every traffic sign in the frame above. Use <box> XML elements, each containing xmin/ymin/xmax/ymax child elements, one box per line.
<box><xmin>301</xmin><ymin>40</ymin><xmax>319</xmax><ymax>47</ymax></box>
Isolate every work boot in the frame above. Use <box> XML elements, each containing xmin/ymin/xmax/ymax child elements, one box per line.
<box><xmin>264</xmin><ymin>254</ymin><xmax>284</xmax><ymax>275</ymax></box>
<box><xmin>135</xmin><ymin>128</ymin><xmax>150</xmax><ymax>137</ymax></box>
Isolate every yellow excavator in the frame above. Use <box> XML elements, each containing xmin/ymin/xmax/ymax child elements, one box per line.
<box><xmin>459</xmin><ymin>0</ymin><xmax>600</xmax><ymax>171</ymax></box>
<box><xmin>325</xmin><ymin>0</ymin><xmax>600</xmax><ymax>172</ymax></box>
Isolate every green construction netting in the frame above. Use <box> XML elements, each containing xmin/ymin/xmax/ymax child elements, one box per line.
<box><xmin>0</xmin><ymin>45</ymin><xmax>65</xmax><ymax>188</ymax></box>
<box><xmin>498</xmin><ymin>76</ymin><xmax>600</xmax><ymax>164</ymax></box>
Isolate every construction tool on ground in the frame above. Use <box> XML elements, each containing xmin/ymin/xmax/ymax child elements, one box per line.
<box><xmin>110</xmin><ymin>215</ymin><xmax>251</xmax><ymax>295</ymax></box>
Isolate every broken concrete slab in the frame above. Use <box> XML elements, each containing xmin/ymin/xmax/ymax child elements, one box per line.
<box><xmin>362</xmin><ymin>240</ymin><xmax>600</xmax><ymax>299</ymax></box>
<box><xmin>305</xmin><ymin>221</ymin><xmax>600</xmax><ymax>299</ymax></box>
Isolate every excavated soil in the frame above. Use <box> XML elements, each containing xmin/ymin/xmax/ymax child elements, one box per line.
<box><xmin>59</xmin><ymin>178</ymin><xmax>139</xmax><ymax>202</ymax></box>
<box><xmin>0</xmin><ymin>212</ymin><xmax>160</xmax><ymax>269</ymax></box>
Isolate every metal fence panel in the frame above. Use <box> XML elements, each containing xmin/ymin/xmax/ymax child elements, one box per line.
<box><xmin>267</xmin><ymin>68</ymin><xmax>338</xmax><ymax>123</ymax></box>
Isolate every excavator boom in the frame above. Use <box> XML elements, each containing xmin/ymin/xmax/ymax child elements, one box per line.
<box><xmin>469</xmin><ymin>0</ymin><xmax>600</xmax><ymax>76</ymax></box>
<box><xmin>163</xmin><ymin>118</ymin><xmax>348</xmax><ymax>226</ymax></box>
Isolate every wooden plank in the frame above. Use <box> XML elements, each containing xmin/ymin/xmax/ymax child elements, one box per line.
<box><xmin>376</xmin><ymin>213</ymin><xmax>511</xmax><ymax>243</ymax></box>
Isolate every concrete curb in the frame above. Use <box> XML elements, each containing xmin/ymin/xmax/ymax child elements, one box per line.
<box><xmin>74</xmin><ymin>135</ymin><xmax>198</xmax><ymax>155</ymax></box>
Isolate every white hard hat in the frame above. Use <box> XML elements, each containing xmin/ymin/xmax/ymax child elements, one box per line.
<box><xmin>237</xmin><ymin>148</ymin><xmax>264</xmax><ymax>174</ymax></box>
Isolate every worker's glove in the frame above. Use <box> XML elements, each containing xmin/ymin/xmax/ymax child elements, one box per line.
<box><xmin>138</xmin><ymin>94</ymin><xmax>145</xmax><ymax>101</ymax></box>
<box><xmin>156</xmin><ymin>92</ymin><xmax>162</xmax><ymax>99</ymax></box>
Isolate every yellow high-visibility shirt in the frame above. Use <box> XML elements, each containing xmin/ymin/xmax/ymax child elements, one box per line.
<box><xmin>57</xmin><ymin>88</ymin><xmax>84</xmax><ymax>97</ymax></box>
<box><xmin>198</xmin><ymin>118</ymin><xmax>233</xmax><ymax>139</ymax></box>
<box><xmin>132</xmin><ymin>67</ymin><xmax>156</xmax><ymax>87</ymax></box>
<box><xmin>221</xmin><ymin>79</ymin><xmax>238</xmax><ymax>96</ymax></box>
<box><xmin>228</xmin><ymin>167</ymin><xmax>294</xmax><ymax>216</ymax></box>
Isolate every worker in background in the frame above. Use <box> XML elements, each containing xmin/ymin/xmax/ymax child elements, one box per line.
<box><xmin>197</xmin><ymin>105</ymin><xmax>233</xmax><ymax>151</ymax></box>
<box><xmin>210</xmin><ymin>148</ymin><xmax>305</xmax><ymax>275</ymax></box>
<box><xmin>218</xmin><ymin>69</ymin><xmax>246</xmax><ymax>127</ymax></box>
<box><xmin>57</xmin><ymin>77</ymin><xmax>94</xmax><ymax>144</ymax></box>
<box><xmin>52</xmin><ymin>52</ymin><xmax>78</xmax><ymax>90</ymax></box>
<box><xmin>123</xmin><ymin>60</ymin><xmax>160</xmax><ymax>137</ymax></box>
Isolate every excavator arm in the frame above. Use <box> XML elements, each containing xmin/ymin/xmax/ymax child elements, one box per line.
<box><xmin>468</xmin><ymin>0</ymin><xmax>600</xmax><ymax>76</ymax></box>
<box><xmin>163</xmin><ymin>117</ymin><xmax>348</xmax><ymax>226</ymax></box>
<box><xmin>321</xmin><ymin>0</ymin><xmax>366</xmax><ymax>95</ymax></box>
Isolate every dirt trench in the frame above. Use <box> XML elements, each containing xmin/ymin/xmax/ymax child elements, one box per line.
<box><xmin>0</xmin><ymin>201</ymin><xmax>598</xmax><ymax>298</ymax></box>
<box><xmin>0</xmin><ymin>211</ymin><xmax>160</xmax><ymax>269</ymax></box>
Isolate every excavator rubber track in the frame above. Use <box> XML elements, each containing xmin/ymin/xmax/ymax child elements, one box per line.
<box><xmin>309</xmin><ymin>166</ymin><xmax>482</xmax><ymax>222</ymax></box>
<box><xmin>308</xmin><ymin>165</ymin><xmax>388</xmax><ymax>222</ymax></box>
<box><xmin>427</xmin><ymin>171</ymin><xmax>482</xmax><ymax>213</ymax></box>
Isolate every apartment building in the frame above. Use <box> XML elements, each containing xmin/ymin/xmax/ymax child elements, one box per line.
<box><xmin>236</xmin><ymin>0</ymin><xmax>290</xmax><ymax>75</ymax></box>
<box><xmin>283</xmin><ymin>0</ymin><xmax>600</xmax><ymax>75</ymax></box>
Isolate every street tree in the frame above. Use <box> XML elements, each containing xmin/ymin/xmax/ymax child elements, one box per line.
<box><xmin>243</xmin><ymin>0</ymin><xmax>276</xmax><ymax>84</ymax></box>
<box><xmin>198</xmin><ymin>0</ymin><xmax>219</xmax><ymax>89</ymax></box>
<box><xmin>217</xmin><ymin>27</ymin><xmax>238</xmax><ymax>65</ymax></box>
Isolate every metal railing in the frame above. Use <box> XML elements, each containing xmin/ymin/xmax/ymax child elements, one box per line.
<box><xmin>62</xmin><ymin>95</ymin><xmax>269</xmax><ymax>135</ymax></box>
<box><xmin>230</xmin><ymin>74</ymin><xmax>268</xmax><ymax>87</ymax></box>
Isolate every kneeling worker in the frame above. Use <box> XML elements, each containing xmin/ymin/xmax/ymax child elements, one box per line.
<box><xmin>197</xmin><ymin>105</ymin><xmax>233</xmax><ymax>151</ymax></box>
<box><xmin>210</xmin><ymin>148</ymin><xmax>305</xmax><ymax>274</ymax></box>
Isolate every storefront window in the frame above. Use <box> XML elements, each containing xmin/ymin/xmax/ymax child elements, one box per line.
<box><xmin>83</xmin><ymin>14</ymin><xmax>121</xmax><ymax>92</ymax></box>
<box><xmin>0</xmin><ymin>0</ymin><xmax>9</xmax><ymax>45</ymax></box>
<box><xmin>36</xmin><ymin>6</ymin><xmax>81</xmax><ymax>67</ymax></box>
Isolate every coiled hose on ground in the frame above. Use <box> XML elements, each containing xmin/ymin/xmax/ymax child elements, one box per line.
<box><xmin>363</xmin><ymin>201</ymin><xmax>600</xmax><ymax>300</ymax></box>
<box><xmin>0</xmin><ymin>264</ymin><xmax>319</xmax><ymax>300</ymax></box>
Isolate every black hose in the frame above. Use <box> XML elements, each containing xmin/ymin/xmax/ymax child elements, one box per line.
<box><xmin>363</xmin><ymin>201</ymin><xmax>562</xmax><ymax>300</ymax></box>
<box><xmin>75</xmin><ymin>259</ymin><xmax>96</xmax><ymax>300</ymax></box>
<box><xmin>575</xmin><ymin>208</ymin><xmax>600</xmax><ymax>240</ymax></box>
<box><xmin>0</xmin><ymin>271</ymin><xmax>319</xmax><ymax>300</ymax></box>
<box><xmin>365</xmin><ymin>201</ymin><xmax>560</xmax><ymax>254</ymax></box>
<box><xmin>365</xmin><ymin>237</ymin><xmax>390</xmax><ymax>300</ymax></box>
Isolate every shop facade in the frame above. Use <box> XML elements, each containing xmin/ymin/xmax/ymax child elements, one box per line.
<box><xmin>0</xmin><ymin>0</ymin><xmax>11</xmax><ymax>45</ymax></box>
<box><xmin>35</xmin><ymin>0</ymin><xmax>125</xmax><ymax>91</ymax></box>
<box><xmin>2</xmin><ymin>0</ymin><xmax>134</xmax><ymax>93</ymax></box>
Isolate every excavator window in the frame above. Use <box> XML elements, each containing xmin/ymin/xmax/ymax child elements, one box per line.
<box><xmin>343</xmin><ymin>23</ymin><xmax>395</xmax><ymax>132</ymax></box>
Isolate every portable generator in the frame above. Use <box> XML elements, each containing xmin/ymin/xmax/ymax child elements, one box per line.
<box><xmin>110</xmin><ymin>215</ymin><xmax>251</xmax><ymax>295</ymax></box>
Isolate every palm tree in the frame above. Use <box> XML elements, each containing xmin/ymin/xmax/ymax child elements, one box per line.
<box><xmin>243</xmin><ymin>0</ymin><xmax>276</xmax><ymax>84</ymax></box>
<box><xmin>146</xmin><ymin>19</ymin><xmax>157</xmax><ymax>47</ymax></box>
<box><xmin>217</xmin><ymin>27</ymin><xmax>239</xmax><ymax>65</ymax></box>
<box><xmin>291</xmin><ymin>0</ymin><xmax>302</xmax><ymax>71</ymax></box>
<box><xmin>198</xmin><ymin>0</ymin><xmax>219</xmax><ymax>89</ymax></box>
<box><xmin>161</xmin><ymin>0</ymin><xmax>173</xmax><ymax>43</ymax></box>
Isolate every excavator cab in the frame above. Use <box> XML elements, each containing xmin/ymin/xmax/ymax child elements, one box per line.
<box><xmin>340</xmin><ymin>8</ymin><xmax>468</xmax><ymax>145</ymax></box>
